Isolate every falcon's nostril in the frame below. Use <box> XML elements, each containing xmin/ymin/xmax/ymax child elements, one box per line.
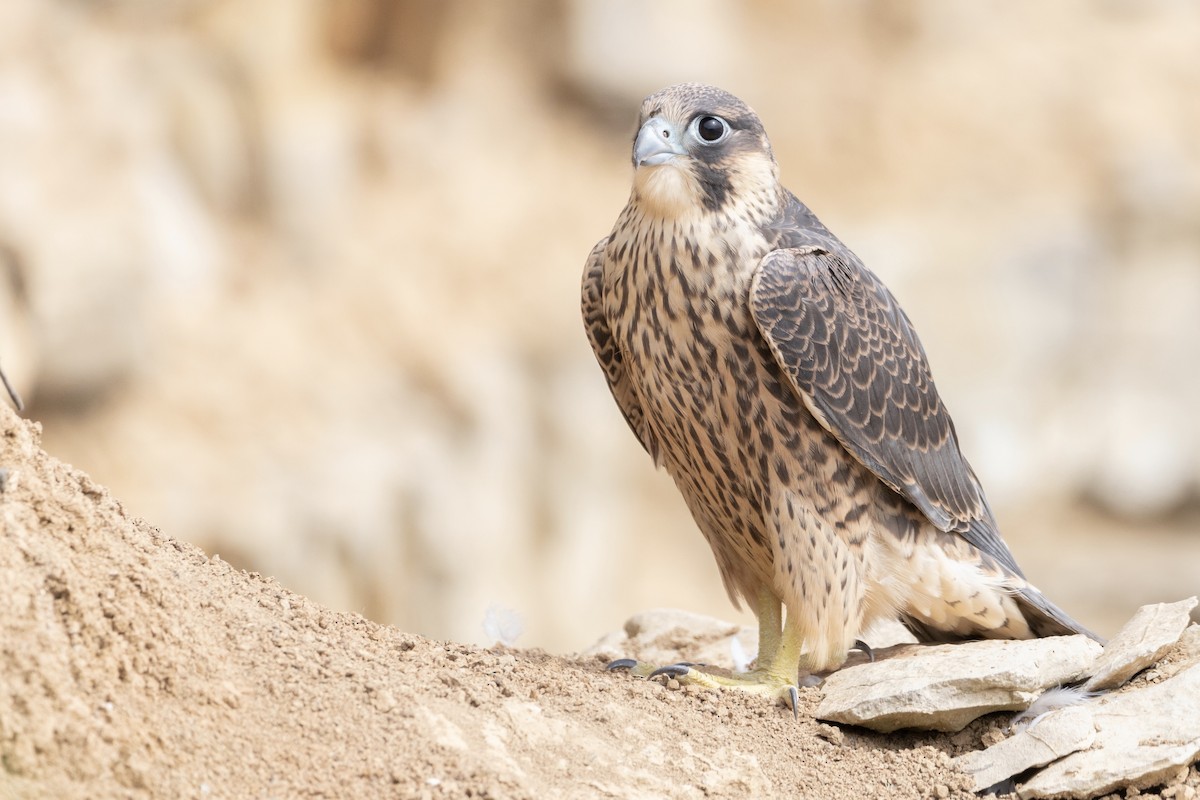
<box><xmin>661</xmin><ymin>129</ymin><xmax>670</xmax><ymax>139</ymax></box>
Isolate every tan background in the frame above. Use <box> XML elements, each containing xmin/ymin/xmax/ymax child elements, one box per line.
<box><xmin>2</xmin><ymin>0</ymin><xmax>1197</xmax><ymax>653</ymax></box>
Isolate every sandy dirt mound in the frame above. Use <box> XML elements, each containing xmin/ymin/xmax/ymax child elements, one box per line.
<box><xmin>0</xmin><ymin>405</ymin><xmax>988</xmax><ymax>799</ymax></box>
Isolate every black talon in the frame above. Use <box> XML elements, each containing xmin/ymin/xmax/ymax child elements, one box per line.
<box><xmin>606</xmin><ymin>658</ymin><xmax>639</xmax><ymax>671</ymax></box>
<box><xmin>851</xmin><ymin>639</ymin><xmax>875</xmax><ymax>663</ymax></box>
<box><xmin>648</xmin><ymin>663</ymin><xmax>693</xmax><ymax>680</ymax></box>
<box><xmin>788</xmin><ymin>685</ymin><xmax>799</xmax><ymax>720</ymax></box>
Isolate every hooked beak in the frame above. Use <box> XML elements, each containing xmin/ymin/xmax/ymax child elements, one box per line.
<box><xmin>634</xmin><ymin>117</ymin><xmax>686</xmax><ymax>167</ymax></box>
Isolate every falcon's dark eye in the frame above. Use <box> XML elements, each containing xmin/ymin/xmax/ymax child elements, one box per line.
<box><xmin>696</xmin><ymin>116</ymin><xmax>728</xmax><ymax>143</ymax></box>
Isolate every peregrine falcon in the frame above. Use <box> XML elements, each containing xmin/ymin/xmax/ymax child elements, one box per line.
<box><xmin>583</xmin><ymin>83</ymin><xmax>1097</xmax><ymax>708</ymax></box>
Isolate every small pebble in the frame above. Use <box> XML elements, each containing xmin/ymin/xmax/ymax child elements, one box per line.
<box><xmin>816</xmin><ymin>723</ymin><xmax>844</xmax><ymax>745</ymax></box>
<box><xmin>980</xmin><ymin>728</ymin><xmax>1006</xmax><ymax>748</ymax></box>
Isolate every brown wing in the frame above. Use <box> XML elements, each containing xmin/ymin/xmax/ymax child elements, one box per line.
<box><xmin>749</xmin><ymin>246</ymin><xmax>1023</xmax><ymax>578</ymax></box>
<box><xmin>582</xmin><ymin>238</ymin><xmax>656</xmax><ymax>460</ymax></box>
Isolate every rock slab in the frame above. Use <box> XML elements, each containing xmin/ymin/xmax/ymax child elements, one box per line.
<box><xmin>1084</xmin><ymin>596</ymin><xmax>1198</xmax><ymax>692</ymax></box>
<box><xmin>1018</xmin><ymin>661</ymin><xmax>1200</xmax><ymax>799</ymax></box>
<box><xmin>815</xmin><ymin>635</ymin><xmax>1102</xmax><ymax>733</ymax></box>
<box><xmin>582</xmin><ymin>608</ymin><xmax>759</xmax><ymax>670</ymax></box>
<box><xmin>954</xmin><ymin>704</ymin><xmax>1096</xmax><ymax>792</ymax></box>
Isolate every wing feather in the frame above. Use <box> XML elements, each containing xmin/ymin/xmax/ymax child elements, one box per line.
<box><xmin>582</xmin><ymin>238</ymin><xmax>656</xmax><ymax>460</ymax></box>
<box><xmin>749</xmin><ymin>246</ymin><xmax>1023</xmax><ymax>577</ymax></box>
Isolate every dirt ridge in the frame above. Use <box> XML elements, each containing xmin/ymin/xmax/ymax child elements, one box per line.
<box><xmin>1</xmin><ymin>404</ymin><xmax>982</xmax><ymax>799</ymax></box>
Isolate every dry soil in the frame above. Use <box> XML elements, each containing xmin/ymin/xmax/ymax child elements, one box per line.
<box><xmin>2</xmin><ymin>405</ymin><xmax>1195</xmax><ymax>800</ymax></box>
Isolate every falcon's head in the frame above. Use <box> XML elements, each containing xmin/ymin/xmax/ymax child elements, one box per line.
<box><xmin>630</xmin><ymin>83</ymin><xmax>780</xmax><ymax>220</ymax></box>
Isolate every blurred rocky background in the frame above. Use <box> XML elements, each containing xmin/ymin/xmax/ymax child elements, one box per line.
<box><xmin>1</xmin><ymin>0</ymin><xmax>1197</xmax><ymax>652</ymax></box>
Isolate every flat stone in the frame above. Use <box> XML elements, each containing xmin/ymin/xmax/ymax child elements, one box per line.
<box><xmin>581</xmin><ymin>608</ymin><xmax>757</xmax><ymax>670</ymax></box>
<box><xmin>1018</xmin><ymin>662</ymin><xmax>1200</xmax><ymax>799</ymax></box>
<box><xmin>954</xmin><ymin>704</ymin><xmax>1096</xmax><ymax>792</ymax></box>
<box><xmin>1156</xmin><ymin>624</ymin><xmax>1200</xmax><ymax>682</ymax></box>
<box><xmin>815</xmin><ymin>636</ymin><xmax>1102</xmax><ymax>733</ymax></box>
<box><xmin>1084</xmin><ymin>597</ymin><xmax>1198</xmax><ymax>691</ymax></box>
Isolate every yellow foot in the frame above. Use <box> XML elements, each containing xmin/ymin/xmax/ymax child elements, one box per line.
<box><xmin>606</xmin><ymin>658</ymin><xmax>800</xmax><ymax>717</ymax></box>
